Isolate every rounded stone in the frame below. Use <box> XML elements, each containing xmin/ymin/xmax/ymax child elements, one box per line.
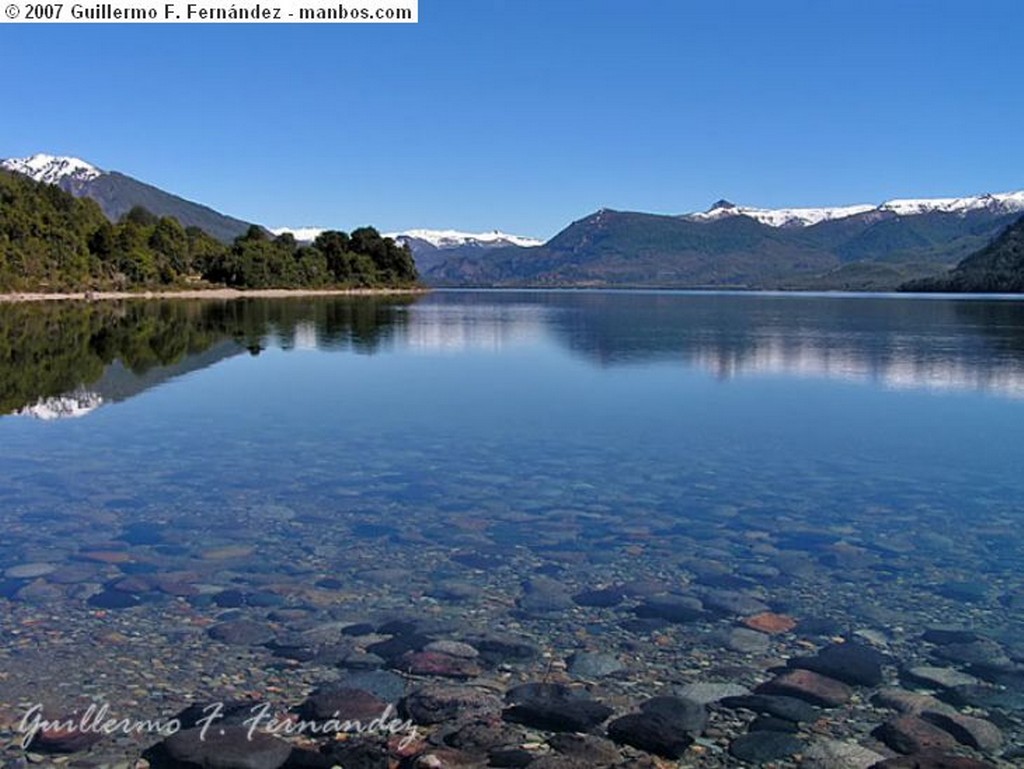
<box><xmin>423</xmin><ymin>640</ymin><xmax>480</xmax><ymax>659</ymax></box>
<box><xmin>161</xmin><ymin>726</ymin><xmax>291</xmax><ymax>769</ymax></box>
<box><xmin>729</xmin><ymin>732</ymin><xmax>804</xmax><ymax>763</ymax></box>
<box><xmin>5</xmin><ymin>563</ymin><xmax>58</xmax><ymax>579</ymax></box>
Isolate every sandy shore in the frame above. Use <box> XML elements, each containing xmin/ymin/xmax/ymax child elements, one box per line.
<box><xmin>0</xmin><ymin>287</ymin><xmax>429</xmax><ymax>303</ymax></box>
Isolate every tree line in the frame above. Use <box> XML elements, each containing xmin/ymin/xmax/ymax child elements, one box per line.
<box><xmin>0</xmin><ymin>168</ymin><xmax>418</xmax><ymax>291</ymax></box>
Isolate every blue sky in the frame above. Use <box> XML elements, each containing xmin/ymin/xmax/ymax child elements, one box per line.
<box><xmin>2</xmin><ymin>0</ymin><xmax>1023</xmax><ymax>238</ymax></box>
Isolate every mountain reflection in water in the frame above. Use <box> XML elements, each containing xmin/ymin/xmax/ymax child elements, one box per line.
<box><xmin>3</xmin><ymin>291</ymin><xmax>1024</xmax><ymax>419</ymax></box>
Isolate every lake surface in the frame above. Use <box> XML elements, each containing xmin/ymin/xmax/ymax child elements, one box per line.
<box><xmin>1</xmin><ymin>291</ymin><xmax>1022</xmax><ymax>766</ymax></box>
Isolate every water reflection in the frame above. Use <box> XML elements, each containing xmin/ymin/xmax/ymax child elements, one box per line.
<box><xmin>3</xmin><ymin>292</ymin><xmax>1024</xmax><ymax>419</ymax></box>
<box><xmin>541</xmin><ymin>291</ymin><xmax>1024</xmax><ymax>397</ymax></box>
<box><xmin>0</xmin><ymin>297</ymin><xmax>414</xmax><ymax>417</ymax></box>
<box><xmin>404</xmin><ymin>300</ymin><xmax>547</xmax><ymax>352</ymax></box>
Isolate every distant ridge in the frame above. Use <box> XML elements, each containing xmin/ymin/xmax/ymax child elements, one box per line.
<box><xmin>423</xmin><ymin>187</ymin><xmax>1024</xmax><ymax>290</ymax></box>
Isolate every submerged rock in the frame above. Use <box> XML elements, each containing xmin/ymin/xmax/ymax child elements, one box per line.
<box><xmin>872</xmin><ymin>716</ymin><xmax>959</xmax><ymax>754</ymax></box>
<box><xmin>87</xmin><ymin>589</ymin><xmax>142</xmax><ymax>609</ymax></box>
<box><xmin>606</xmin><ymin>712</ymin><xmax>693</xmax><ymax>759</ymax></box>
<box><xmin>743</xmin><ymin>612</ymin><xmax>798</xmax><ymax>634</ymax></box>
<box><xmin>397</xmin><ymin>650</ymin><xmax>482</xmax><ymax>679</ymax></box>
<box><xmin>28</xmin><ymin>725</ymin><xmax>103</xmax><ymax>754</ymax></box>
<box><xmin>639</xmin><ymin>696</ymin><xmax>707</xmax><ymax>735</ymax></box>
<box><xmin>699</xmin><ymin>588</ymin><xmax>770</xmax><ymax>617</ymax></box>
<box><xmin>467</xmin><ymin>634</ymin><xmax>540</xmax><ymax>664</ymax></box>
<box><xmin>749</xmin><ymin>715</ymin><xmax>798</xmax><ymax>733</ymax></box>
<box><xmin>728</xmin><ymin>732</ymin><xmax>804</xmax><ymax>763</ymax></box>
<box><xmin>156</xmin><ymin>726</ymin><xmax>291</xmax><ymax>769</ymax></box>
<box><xmin>672</xmin><ymin>682</ymin><xmax>750</xmax><ymax>705</ymax></box>
<box><xmin>207</xmin><ymin>620</ymin><xmax>275</xmax><ymax>646</ymax></box>
<box><xmin>547</xmin><ymin>733</ymin><xmax>620</xmax><ymax>765</ymax></box>
<box><xmin>801</xmin><ymin>738</ymin><xmax>885</xmax><ymax>769</ymax></box>
<box><xmin>423</xmin><ymin>640</ymin><xmax>480</xmax><ymax>659</ymax></box>
<box><xmin>937</xmin><ymin>683</ymin><xmax>1024</xmax><ymax>712</ymax></box>
<box><xmin>516</xmin><ymin>578</ymin><xmax>574</xmax><ymax>615</ymax></box>
<box><xmin>174</xmin><ymin>700</ymin><xmax>261</xmax><ymax>729</ymax></box>
<box><xmin>868</xmin><ymin>751</ymin><xmax>997</xmax><ymax>769</ymax></box>
<box><xmin>757</xmin><ymin>668</ymin><xmax>853</xmax><ymax>707</ymax></box>
<box><xmin>904</xmin><ymin>666</ymin><xmax>980</xmax><ymax>689</ymax></box>
<box><xmin>633</xmin><ymin>594</ymin><xmax>704</xmax><ymax>623</ymax></box>
<box><xmin>572</xmin><ymin>586</ymin><xmax>625</xmax><ymax>608</ymax></box>
<box><xmin>402</xmin><ymin>685</ymin><xmax>503</xmax><ymax>725</ymax></box>
<box><xmin>444</xmin><ymin>719</ymin><xmax>526</xmax><ymax>756</ymax></box>
<box><xmin>920</xmin><ymin>711</ymin><xmax>1003</xmax><ymax>752</ymax></box>
<box><xmin>503</xmin><ymin>683</ymin><xmax>613</xmax><ymax>732</ymax></box>
<box><xmin>297</xmin><ymin>687</ymin><xmax>389</xmax><ymax>721</ymax></box>
<box><xmin>790</xmin><ymin>641</ymin><xmax>890</xmax><ymax>687</ymax></box>
<box><xmin>931</xmin><ymin>640</ymin><xmax>1012</xmax><ymax>671</ymax></box>
<box><xmin>4</xmin><ymin>562</ymin><xmax>57</xmax><ymax>579</ymax></box>
<box><xmin>336</xmin><ymin>671</ymin><xmax>408</xmax><ymax>703</ymax></box>
<box><xmin>320</xmin><ymin>737</ymin><xmax>390</xmax><ymax>769</ymax></box>
<box><xmin>719</xmin><ymin>693</ymin><xmax>821</xmax><ymax>723</ymax></box>
<box><xmin>723</xmin><ymin>627</ymin><xmax>771</xmax><ymax>654</ymax></box>
<box><xmin>566</xmin><ymin>652</ymin><xmax>625</xmax><ymax>679</ymax></box>
<box><xmin>873</xmin><ymin>689</ymin><xmax>957</xmax><ymax>717</ymax></box>
<box><xmin>922</xmin><ymin>628</ymin><xmax>983</xmax><ymax>646</ymax></box>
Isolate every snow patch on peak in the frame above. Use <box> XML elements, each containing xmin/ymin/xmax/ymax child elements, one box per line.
<box><xmin>686</xmin><ymin>189</ymin><xmax>1024</xmax><ymax>228</ymax></box>
<box><xmin>1</xmin><ymin>153</ymin><xmax>103</xmax><ymax>184</ymax></box>
<box><xmin>880</xmin><ymin>191</ymin><xmax>1024</xmax><ymax>217</ymax></box>
<box><xmin>387</xmin><ymin>229</ymin><xmax>544</xmax><ymax>249</ymax></box>
<box><xmin>270</xmin><ymin>226</ymin><xmax>324</xmax><ymax>242</ymax></box>
<box><xmin>17</xmin><ymin>391</ymin><xmax>103</xmax><ymax>420</ymax></box>
<box><xmin>688</xmin><ymin>202</ymin><xmax>875</xmax><ymax>228</ymax></box>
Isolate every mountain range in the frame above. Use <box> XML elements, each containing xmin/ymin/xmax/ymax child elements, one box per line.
<box><xmin>4</xmin><ymin>153</ymin><xmax>1022</xmax><ymax>291</ymax></box>
<box><xmin>424</xmin><ymin>195</ymin><xmax>1024</xmax><ymax>290</ymax></box>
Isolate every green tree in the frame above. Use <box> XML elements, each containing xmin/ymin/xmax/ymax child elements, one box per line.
<box><xmin>150</xmin><ymin>217</ymin><xmax>190</xmax><ymax>278</ymax></box>
<box><xmin>122</xmin><ymin>206</ymin><xmax>159</xmax><ymax>228</ymax></box>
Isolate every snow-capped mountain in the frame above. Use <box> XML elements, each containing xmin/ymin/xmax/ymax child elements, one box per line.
<box><xmin>1</xmin><ymin>152</ymin><xmax>255</xmax><ymax>242</ymax></box>
<box><xmin>686</xmin><ymin>191</ymin><xmax>1024</xmax><ymax>228</ymax></box>
<box><xmin>271</xmin><ymin>227</ymin><xmax>544</xmax><ymax>249</ymax></box>
<box><xmin>1</xmin><ymin>153</ymin><xmax>103</xmax><ymax>185</ymax></box>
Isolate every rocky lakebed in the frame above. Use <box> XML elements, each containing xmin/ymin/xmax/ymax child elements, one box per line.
<box><xmin>0</xmin><ymin>499</ymin><xmax>1021</xmax><ymax>769</ymax></box>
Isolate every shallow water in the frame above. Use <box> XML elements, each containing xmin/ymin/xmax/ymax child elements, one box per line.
<box><xmin>1</xmin><ymin>291</ymin><xmax>1023</xmax><ymax>765</ymax></box>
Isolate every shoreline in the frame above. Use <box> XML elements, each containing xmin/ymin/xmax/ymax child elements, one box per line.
<box><xmin>0</xmin><ymin>287</ymin><xmax>429</xmax><ymax>303</ymax></box>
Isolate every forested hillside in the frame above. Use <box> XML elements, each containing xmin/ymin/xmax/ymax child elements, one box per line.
<box><xmin>0</xmin><ymin>169</ymin><xmax>418</xmax><ymax>292</ymax></box>
<box><xmin>902</xmin><ymin>215</ymin><xmax>1024</xmax><ymax>293</ymax></box>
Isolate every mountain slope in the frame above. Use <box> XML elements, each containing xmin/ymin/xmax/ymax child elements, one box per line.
<box><xmin>425</xmin><ymin>192</ymin><xmax>1024</xmax><ymax>289</ymax></box>
<box><xmin>1</xmin><ymin>154</ymin><xmax>255</xmax><ymax>242</ymax></box>
<box><xmin>901</xmin><ymin>215</ymin><xmax>1024</xmax><ymax>293</ymax></box>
